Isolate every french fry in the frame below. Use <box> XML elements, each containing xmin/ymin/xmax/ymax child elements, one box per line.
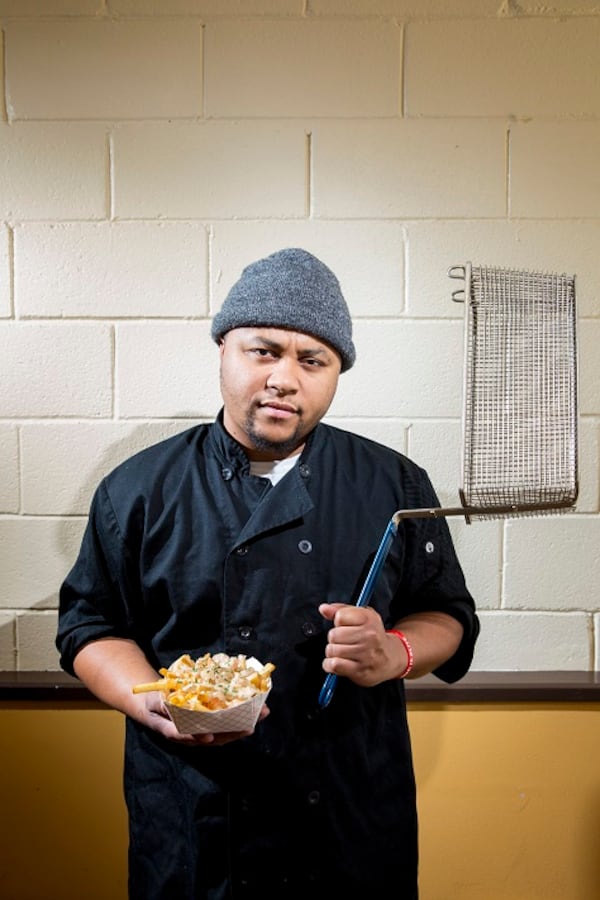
<box><xmin>131</xmin><ymin>679</ymin><xmax>172</xmax><ymax>694</ymax></box>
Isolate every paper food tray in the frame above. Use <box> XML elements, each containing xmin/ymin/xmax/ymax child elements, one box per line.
<box><xmin>164</xmin><ymin>656</ymin><xmax>272</xmax><ymax>734</ymax></box>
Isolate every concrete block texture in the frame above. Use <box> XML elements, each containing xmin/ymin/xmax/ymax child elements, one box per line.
<box><xmin>516</xmin><ymin>0</ymin><xmax>600</xmax><ymax>13</ymax></box>
<box><xmin>472</xmin><ymin>611</ymin><xmax>591</xmax><ymax>671</ymax></box>
<box><xmin>407</xmin><ymin>221</ymin><xmax>600</xmax><ymax>319</ymax></box>
<box><xmin>0</xmin><ymin>225</ymin><xmax>10</xmax><ymax>317</ymax></box>
<box><xmin>310</xmin><ymin>1</ymin><xmax>501</xmax><ymax>13</ymax></box>
<box><xmin>15</xmin><ymin>222</ymin><xmax>209</xmax><ymax>318</ymax></box>
<box><xmin>448</xmin><ymin>519</ymin><xmax>503</xmax><ymax>613</ymax></box>
<box><xmin>0</xmin><ymin>426</ymin><xmax>19</xmax><ymax>514</ymax></box>
<box><xmin>324</xmin><ymin>416</ymin><xmax>408</xmax><ymax>456</ymax></box>
<box><xmin>578</xmin><ymin>321</ymin><xmax>600</xmax><ymax>417</ymax></box>
<box><xmin>408</xmin><ymin>419</ymin><xmax>463</xmax><ymax>508</ymax></box>
<box><xmin>0</xmin><ymin>2</ymin><xmax>598</xmax><ymax>675</ymax></box>
<box><xmin>204</xmin><ymin>19</ymin><xmax>400</xmax><ymax>118</ymax></box>
<box><xmin>211</xmin><ymin>221</ymin><xmax>406</xmax><ymax>317</ymax></box>
<box><xmin>5</xmin><ymin>20</ymin><xmax>203</xmax><ymax>120</ymax></box>
<box><xmin>0</xmin><ymin>123</ymin><xmax>106</xmax><ymax>220</ymax></box>
<box><xmin>312</xmin><ymin>120</ymin><xmax>507</xmax><ymax>218</ymax></box>
<box><xmin>0</xmin><ymin>517</ymin><xmax>86</xmax><ymax>611</ymax></box>
<box><xmin>332</xmin><ymin>319</ymin><xmax>464</xmax><ymax>418</ymax></box>
<box><xmin>504</xmin><ymin>517</ymin><xmax>600</xmax><ymax>611</ymax></box>
<box><xmin>0</xmin><ymin>613</ymin><xmax>16</xmax><ymax>670</ymax></box>
<box><xmin>17</xmin><ymin>610</ymin><xmax>62</xmax><ymax>670</ymax></box>
<box><xmin>113</xmin><ymin>122</ymin><xmax>307</xmax><ymax>218</ymax></box>
<box><xmin>20</xmin><ymin>421</ymin><xmax>194</xmax><ymax>516</ymax></box>
<box><xmin>0</xmin><ymin>323</ymin><xmax>112</xmax><ymax>417</ymax></box>
<box><xmin>115</xmin><ymin>322</ymin><xmax>222</xmax><ymax>418</ymax></box>
<box><xmin>405</xmin><ymin>19</ymin><xmax>600</xmax><ymax>118</ymax></box>
<box><xmin>0</xmin><ymin>1</ymin><xmax>102</xmax><ymax>13</ymax></box>
<box><xmin>576</xmin><ymin>419</ymin><xmax>599</xmax><ymax>515</ymax></box>
<box><xmin>510</xmin><ymin>122</ymin><xmax>600</xmax><ymax>219</ymax></box>
<box><xmin>111</xmin><ymin>0</ymin><xmax>302</xmax><ymax>13</ymax></box>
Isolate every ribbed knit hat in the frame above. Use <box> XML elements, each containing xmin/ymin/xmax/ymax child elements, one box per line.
<box><xmin>211</xmin><ymin>248</ymin><xmax>356</xmax><ymax>372</ymax></box>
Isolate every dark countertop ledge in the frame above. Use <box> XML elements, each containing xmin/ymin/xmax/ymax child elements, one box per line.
<box><xmin>1</xmin><ymin>670</ymin><xmax>600</xmax><ymax>703</ymax></box>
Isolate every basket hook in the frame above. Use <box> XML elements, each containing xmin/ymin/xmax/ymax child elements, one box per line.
<box><xmin>448</xmin><ymin>264</ymin><xmax>467</xmax><ymax>303</ymax></box>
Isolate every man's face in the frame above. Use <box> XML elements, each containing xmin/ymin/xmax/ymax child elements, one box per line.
<box><xmin>219</xmin><ymin>327</ymin><xmax>342</xmax><ymax>460</ymax></box>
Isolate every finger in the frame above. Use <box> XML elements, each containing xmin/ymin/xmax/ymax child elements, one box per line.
<box><xmin>182</xmin><ymin>732</ymin><xmax>216</xmax><ymax>745</ymax></box>
<box><xmin>326</xmin><ymin>625</ymin><xmax>364</xmax><ymax>649</ymax></box>
<box><xmin>318</xmin><ymin>602</ymin><xmax>348</xmax><ymax>622</ymax></box>
<box><xmin>325</xmin><ymin>642</ymin><xmax>370</xmax><ymax>672</ymax></box>
<box><xmin>332</xmin><ymin>605</ymin><xmax>373</xmax><ymax>627</ymax></box>
<box><xmin>322</xmin><ymin>655</ymin><xmax>359</xmax><ymax>678</ymax></box>
<box><xmin>191</xmin><ymin>729</ymin><xmax>252</xmax><ymax>746</ymax></box>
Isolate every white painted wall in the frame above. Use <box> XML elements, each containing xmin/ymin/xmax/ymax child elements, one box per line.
<box><xmin>0</xmin><ymin>0</ymin><xmax>597</xmax><ymax>672</ymax></box>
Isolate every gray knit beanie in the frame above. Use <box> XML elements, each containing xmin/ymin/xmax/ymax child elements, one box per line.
<box><xmin>211</xmin><ymin>248</ymin><xmax>356</xmax><ymax>372</ymax></box>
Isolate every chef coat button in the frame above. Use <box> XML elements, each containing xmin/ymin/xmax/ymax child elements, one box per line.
<box><xmin>298</xmin><ymin>463</ymin><xmax>310</xmax><ymax>478</ymax></box>
<box><xmin>221</xmin><ymin>466</ymin><xmax>233</xmax><ymax>481</ymax></box>
<box><xmin>297</xmin><ymin>539</ymin><xmax>312</xmax><ymax>554</ymax></box>
<box><xmin>236</xmin><ymin>545</ymin><xmax>249</xmax><ymax>556</ymax></box>
<box><xmin>307</xmin><ymin>790</ymin><xmax>320</xmax><ymax>805</ymax></box>
<box><xmin>238</xmin><ymin>625</ymin><xmax>253</xmax><ymax>640</ymax></box>
<box><xmin>301</xmin><ymin>621</ymin><xmax>317</xmax><ymax>637</ymax></box>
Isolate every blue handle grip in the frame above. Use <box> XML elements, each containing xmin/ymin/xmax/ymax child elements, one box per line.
<box><xmin>318</xmin><ymin>671</ymin><xmax>338</xmax><ymax>709</ymax></box>
<box><xmin>318</xmin><ymin>517</ymin><xmax>399</xmax><ymax>709</ymax></box>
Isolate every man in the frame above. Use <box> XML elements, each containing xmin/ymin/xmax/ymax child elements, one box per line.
<box><xmin>57</xmin><ymin>248</ymin><xmax>479</xmax><ymax>899</ymax></box>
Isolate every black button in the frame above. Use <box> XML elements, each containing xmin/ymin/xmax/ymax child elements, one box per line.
<box><xmin>236</xmin><ymin>545</ymin><xmax>249</xmax><ymax>556</ymax></box>
<box><xmin>298</xmin><ymin>539</ymin><xmax>312</xmax><ymax>554</ymax></box>
<box><xmin>238</xmin><ymin>625</ymin><xmax>253</xmax><ymax>639</ymax></box>
<box><xmin>221</xmin><ymin>467</ymin><xmax>233</xmax><ymax>481</ymax></box>
<box><xmin>307</xmin><ymin>790</ymin><xmax>320</xmax><ymax>805</ymax></box>
<box><xmin>298</xmin><ymin>463</ymin><xmax>310</xmax><ymax>478</ymax></box>
<box><xmin>301</xmin><ymin>621</ymin><xmax>317</xmax><ymax>637</ymax></box>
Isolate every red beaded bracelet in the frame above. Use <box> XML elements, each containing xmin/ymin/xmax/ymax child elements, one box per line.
<box><xmin>387</xmin><ymin>629</ymin><xmax>415</xmax><ymax>679</ymax></box>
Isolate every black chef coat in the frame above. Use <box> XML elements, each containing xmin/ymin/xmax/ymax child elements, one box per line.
<box><xmin>57</xmin><ymin>414</ymin><xmax>479</xmax><ymax>900</ymax></box>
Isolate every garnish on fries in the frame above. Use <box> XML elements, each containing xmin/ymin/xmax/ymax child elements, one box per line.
<box><xmin>132</xmin><ymin>652</ymin><xmax>275</xmax><ymax>712</ymax></box>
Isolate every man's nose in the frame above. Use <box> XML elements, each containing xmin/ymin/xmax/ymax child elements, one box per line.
<box><xmin>265</xmin><ymin>358</ymin><xmax>299</xmax><ymax>393</ymax></box>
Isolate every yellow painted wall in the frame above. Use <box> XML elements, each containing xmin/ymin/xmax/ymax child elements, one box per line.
<box><xmin>410</xmin><ymin>704</ymin><xmax>600</xmax><ymax>900</ymax></box>
<box><xmin>1</xmin><ymin>702</ymin><xmax>599</xmax><ymax>900</ymax></box>
<box><xmin>0</xmin><ymin>704</ymin><xmax>128</xmax><ymax>900</ymax></box>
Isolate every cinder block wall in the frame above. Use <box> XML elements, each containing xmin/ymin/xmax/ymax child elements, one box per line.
<box><xmin>0</xmin><ymin>0</ymin><xmax>598</xmax><ymax>673</ymax></box>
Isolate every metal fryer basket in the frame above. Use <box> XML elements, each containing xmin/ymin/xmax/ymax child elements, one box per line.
<box><xmin>317</xmin><ymin>262</ymin><xmax>579</xmax><ymax>707</ymax></box>
<box><xmin>450</xmin><ymin>262</ymin><xmax>578</xmax><ymax>521</ymax></box>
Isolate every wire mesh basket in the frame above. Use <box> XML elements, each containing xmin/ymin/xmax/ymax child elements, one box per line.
<box><xmin>450</xmin><ymin>262</ymin><xmax>578</xmax><ymax>521</ymax></box>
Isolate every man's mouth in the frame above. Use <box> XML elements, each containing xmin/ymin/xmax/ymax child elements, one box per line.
<box><xmin>258</xmin><ymin>401</ymin><xmax>299</xmax><ymax>419</ymax></box>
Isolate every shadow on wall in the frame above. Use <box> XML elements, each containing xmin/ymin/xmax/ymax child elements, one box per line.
<box><xmin>53</xmin><ymin>414</ymin><xmax>210</xmax><ymax>558</ymax></box>
<box><xmin>0</xmin><ymin>617</ymin><xmax>17</xmax><ymax>669</ymax></box>
<box><xmin>43</xmin><ymin>417</ymin><xmax>211</xmax><ymax>668</ymax></box>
